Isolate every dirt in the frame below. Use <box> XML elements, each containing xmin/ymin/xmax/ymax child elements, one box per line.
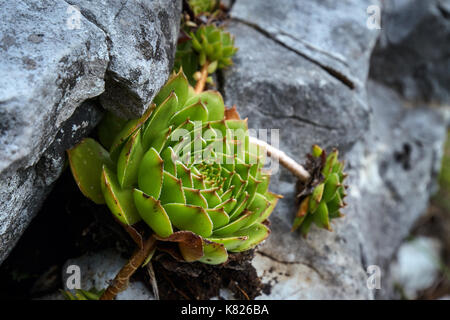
<box><xmin>147</xmin><ymin>249</ymin><xmax>266</xmax><ymax>300</ymax></box>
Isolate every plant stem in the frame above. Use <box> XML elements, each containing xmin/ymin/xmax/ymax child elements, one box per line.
<box><xmin>249</xmin><ymin>136</ymin><xmax>310</xmax><ymax>182</ymax></box>
<box><xmin>194</xmin><ymin>61</ymin><xmax>210</xmax><ymax>93</ymax></box>
<box><xmin>100</xmin><ymin>235</ymin><xmax>157</xmax><ymax>300</ymax></box>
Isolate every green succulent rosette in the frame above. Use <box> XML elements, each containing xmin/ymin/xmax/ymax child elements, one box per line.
<box><xmin>190</xmin><ymin>25</ymin><xmax>237</xmax><ymax>70</ymax></box>
<box><xmin>68</xmin><ymin>70</ymin><xmax>281</xmax><ymax>265</ymax></box>
<box><xmin>188</xmin><ymin>0</ymin><xmax>218</xmax><ymax>16</ymax></box>
<box><xmin>292</xmin><ymin>145</ymin><xmax>347</xmax><ymax>237</ymax></box>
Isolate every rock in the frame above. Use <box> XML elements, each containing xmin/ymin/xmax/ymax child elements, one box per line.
<box><xmin>221</xmin><ymin>14</ymin><xmax>447</xmax><ymax>299</ymax></box>
<box><xmin>231</xmin><ymin>0</ymin><xmax>381</xmax><ymax>89</ymax></box>
<box><xmin>222</xmin><ymin>22</ymin><xmax>371</xmax><ymax>159</ymax></box>
<box><xmin>0</xmin><ymin>0</ymin><xmax>181</xmax><ymax>264</ymax></box>
<box><xmin>0</xmin><ymin>101</ymin><xmax>103</xmax><ymax>264</ymax></box>
<box><xmin>67</xmin><ymin>0</ymin><xmax>182</xmax><ymax>118</ymax></box>
<box><xmin>58</xmin><ymin>249</ymin><xmax>154</xmax><ymax>300</ymax></box>
<box><xmin>252</xmin><ymin>79</ymin><xmax>446</xmax><ymax>299</ymax></box>
<box><xmin>0</xmin><ymin>0</ymin><xmax>108</xmax><ymax>176</ymax></box>
<box><xmin>370</xmin><ymin>0</ymin><xmax>450</xmax><ymax>103</ymax></box>
<box><xmin>222</xmin><ymin>21</ymin><xmax>374</xmax><ymax>299</ymax></box>
<box><xmin>389</xmin><ymin>236</ymin><xmax>442</xmax><ymax>299</ymax></box>
<box><xmin>347</xmin><ymin>81</ymin><xmax>447</xmax><ymax>298</ymax></box>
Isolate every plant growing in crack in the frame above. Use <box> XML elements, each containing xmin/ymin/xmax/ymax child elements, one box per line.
<box><xmin>63</xmin><ymin>0</ymin><xmax>348</xmax><ymax>300</ymax></box>
<box><xmin>67</xmin><ymin>68</ymin><xmax>281</xmax><ymax>299</ymax></box>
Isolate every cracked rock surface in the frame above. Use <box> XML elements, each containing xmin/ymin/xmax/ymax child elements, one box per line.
<box><xmin>67</xmin><ymin>0</ymin><xmax>182</xmax><ymax>119</ymax></box>
<box><xmin>0</xmin><ymin>0</ymin><xmax>181</xmax><ymax>264</ymax></box>
<box><xmin>231</xmin><ymin>0</ymin><xmax>380</xmax><ymax>89</ymax></box>
<box><xmin>222</xmin><ymin>0</ymin><xmax>448</xmax><ymax>299</ymax></box>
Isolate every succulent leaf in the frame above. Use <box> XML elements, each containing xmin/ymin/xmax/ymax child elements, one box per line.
<box><xmin>117</xmin><ymin>128</ymin><xmax>145</xmax><ymax>188</ymax></box>
<box><xmin>133</xmin><ymin>189</ymin><xmax>173</xmax><ymax>238</ymax></box>
<box><xmin>109</xmin><ymin>106</ymin><xmax>154</xmax><ymax>161</ymax></box>
<box><xmin>62</xmin><ymin>288</ymin><xmax>104</xmax><ymax>300</ymax></box>
<box><xmin>101</xmin><ymin>165</ymin><xmax>141</xmax><ymax>225</ymax></box>
<box><xmin>198</xmin><ymin>240</ymin><xmax>228</xmax><ymax>265</ymax></box>
<box><xmin>67</xmin><ymin>138</ymin><xmax>114</xmax><ymax>204</ymax></box>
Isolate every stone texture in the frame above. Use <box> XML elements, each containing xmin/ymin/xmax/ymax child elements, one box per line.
<box><xmin>0</xmin><ymin>0</ymin><xmax>181</xmax><ymax>264</ymax></box>
<box><xmin>67</xmin><ymin>0</ymin><xmax>182</xmax><ymax>118</ymax></box>
<box><xmin>60</xmin><ymin>249</ymin><xmax>154</xmax><ymax>300</ymax></box>
<box><xmin>221</xmin><ymin>13</ymin><xmax>447</xmax><ymax>298</ymax></box>
<box><xmin>0</xmin><ymin>0</ymin><xmax>108</xmax><ymax>176</ymax></box>
<box><xmin>222</xmin><ymin>22</ymin><xmax>371</xmax><ymax>159</ymax></box>
<box><xmin>0</xmin><ymin>101</ymin><xmax>103</xmax><ymax>264</ymax></box>
<box><xmin>347</xmin><ymin>81</ymin><xmax>446</xmax><ymax>268</ymax></box>
<box><xmin>222</xmin><ymin>22</ymin><xmax>375</xmax><ymax>299</ymax></box>
<box><xmin>370</xmin><ymin>0</ymin><xmax>450</xmax><ymax>103</ymax></box>
<box><xmin>347</xmin><ymin>81</ymin><xmax>447</xmax><ymax>298</ymax></box>
<box><xmin>231</xmin><ymin>0</ymin><xmax>381</xmax><ymax>89</ymax></box>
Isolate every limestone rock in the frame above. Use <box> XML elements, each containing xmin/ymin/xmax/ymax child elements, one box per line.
<box><xmin>67</xmin><ymin>0</ymin><xmax>182</xmax><ymax>118</ymax></box>
<box><xmin>231</xmin><ymin>0</ymin><xmax>381</xmax><ymax>89</ymax></box>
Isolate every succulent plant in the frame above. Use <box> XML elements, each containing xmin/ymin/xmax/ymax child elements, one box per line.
<box><xmin>291</xmin><ymin>145</ymin><xmax>347</xmax><ymax>237</ymax></box>
<box><xmin>190</xmin><ymin>25</ymin><xmax>237</xmax><ymax>71</ymax></box>
<box><xmin>188</xmin><ymin>0</ymin><xmax>218</xmax><ymax>16</ymax></box>
<box><xmin>68</xmin><ymin>69</ymin><xmax>281</xmax><ymax>265</ymax></box>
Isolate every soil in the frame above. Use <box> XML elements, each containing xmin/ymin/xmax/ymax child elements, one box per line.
<box><xmin>149</xmin><ymin>249</ymin><xmax>265</xmax><ymax>300</ymax></box>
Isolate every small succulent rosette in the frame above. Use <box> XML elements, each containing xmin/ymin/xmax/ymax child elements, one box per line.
<box><xmin>188</xmin><ymin>0</ymin><xmax>219</xmax><ymax>16</ymax></box>
<box><xmin>68</xmin><ymin>70</ymin><xmax>281</xmax><ymax>265</ymax></box>
<box><xmin>175</xmin><ymin>24</ymin><xmax>238</xmax><ymax>86</ymax></box>
<box><xmin>292</xmin><ymin>145</ymin><xmax>348</xmax><ymax>237</ymax></box>
<box><xmin>190</xmin><ymin>25</ymin><xmax>237</xmax><ymax>70</ymax></box>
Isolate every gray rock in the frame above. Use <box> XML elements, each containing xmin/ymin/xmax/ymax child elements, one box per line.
<box><xmin>222</xmin><ymin>22</ymin><xmax>374</xmax><ymax>299</ymax></box>
<box><xmin>370</xmin><ymin>0</ymin><xmax>450</xmax><ymax>103</ymax></box>
<box><xmin>221</xmin><ymin>19</ymin><xmax>447</xmax><ymax>299</ymax></box>
<box><xmin>222</xmin><ymin>22</ymin><xmax>371</xmax><ymax>159</ymax></box>
<box><xmin>251</xmin><ymin>80</ymin><xmax>446</xmax><ymax>299</ymax></box>
<box><xmin>231</xmin><ymin>0</ymin><xmax>380</xmax><ymax>89</ymax></box>
<box><xmin>0</xmin><ymin>0</ymin><xmax>108</xmax><ymax>264</ymax></box>
<box><xmin>0</xmin><ymin>0</ymin><xmax>181</xmax><ymax>264</ymax></box>
<box><xmin>346</xmin><ymin>81</ymin><xmax>447</xmax><ymax>298</ymax></box>
<box><xmin>0</xmin><ymin>0</ymin><xmax>108</xmax><ymax>176</ymax></box>
<box><xmin>389</xmin><ymin>236</ymin><xmax>442</xmax><ymax>299</ymax></box>
<box><xmin>0</xmin><ymin>101</ymin><xmax>103</xmax><ymax>264</ymax></box>
<box><xmin>67</xmin><ymin>0</ymin><xmax>182</xmax><ymax>119</ymax></box>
